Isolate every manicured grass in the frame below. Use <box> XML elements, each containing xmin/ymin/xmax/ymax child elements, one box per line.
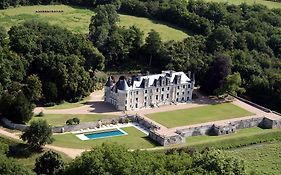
<box><xmin>205</xmin><ymin>0</ymin><xmax>281</xmax><ymax>9</ymax></box>
<box><xmin>52</xmin><ymin>127</ymin><xmax>158</xmax><ymax>149</ymax></box>
<box><xmin>30</xmin><ymin>114</ymin><xmax>116</xmax><ymax>126</ymax></box>
<box><xmin>0</xmin><ymin>136</ymin><xmax>71</xmax><ymax>169</ymax></box>
<box><xmin>0</xmin><ymin>5</ymin><xmax>188</xmax><ymax>41</ymax></box>
<box><xmin>231</xmin><ymin>142</ymin><xmax>281</xmax><ymax>174</ymax></box>
<box><xmin>147</xmin><ymin>103</ymin><xmax>254</xmax><ymax>128</ymax></box>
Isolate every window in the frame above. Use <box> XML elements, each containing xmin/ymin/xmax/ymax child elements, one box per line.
<box><xmin>145</xmin><ymin>90</ymin><xmax>147</xmax><ymax>93</ymax></box>
<box><xmin>167</xmin><ymin>87</ymin><xmax>170</xmax><ymax>91</ymax></box>
<box><xmin>125</xmin><ymin>100</ymin><xmax>127</xmax><ymax>104</ymax></box>
<box><xmin>136</xmin><ymin>91</ymin><xmax>139</xmax><ymax>95</ymax></box>
<box><xmin>167</xmin><ymin>94</ymin><xmax>169</xmax><ymax>98</ymax></box>
<box><xmin>156</xmin><ymin>95</ymin><xmax>158</xmax><ymax>100</ymax></box>
<box><xmin>145</xmin><ymin>96</ymin><xmax>147</xmax><ymax>100</ymax></box>
<box><xmin>161</xmin><ymin>94</ymin><xmax>164</xmax><ymax>100</ymax></box>
<box><xmin>135</xmin><ymin>103</ymin><xmax>138</xmax><ymax>108</ymax></box>
<box><xmin>187</xmin><ymin>91</ymin><xmax>189</xmax><ymax>94</ymax></box>
<box><xmin>156</xmin><ymin>88</ymin><xmax>159</xmax><ymax>92</ymax></box>
<box><xmin>150</xmin><ymin>96</ymin><xmax>152</xmax><ymax>99</ymax></box>
<box><xmin>177</xmin><ymin>92</ymin><xmax>179</xmax><ymax>96</ymax></box>
<box><xmin>177</xmin><ymin>86</ymin><xmax>180</xmax><ymax>90</ymax></box>
<box><xmin>136</xmin><ymin>98</ymin><xmax>138</xmax><ymax>101</ymax></box>
<box><xmin>182</xmin><ymin>92</ymin><xmax>184</xmax><ymax>95</ymax></box>
<box><xmin>144</xmin><ymin>102</ymin><xmax>147</xmax><ymax>106</ymax></box>
<box><xmin>183</xmin><ymin>85</ymin><xmax>186</xmax><ymax>88</ymax></box>
<box><xmin>130</xmin><ymin>92</ymin><xmax>132</xmax><ymax>95</ymax></box>
<box><xmin>188</xmin><ymin>84</ymin><xmax>191</xmax><ymax>88</ymax></box>
<box><xmin>162</xmin><ymin>88</ymin><xmax>164</xmax><ymax>91</ymax></box>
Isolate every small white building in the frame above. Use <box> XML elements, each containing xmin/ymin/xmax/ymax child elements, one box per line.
<box><xmin>104</xmin><ymin>70</ymin><xmax>195</xmax><ymax>111</ymax></box>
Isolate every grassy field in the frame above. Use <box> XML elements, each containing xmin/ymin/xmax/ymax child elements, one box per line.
<box><xmin>0</xmin><ymin>136</ymin><xmax>71</xmax><ymax>169</ymax></box>
<box><xmin>205</xmin><ymin>0</ymin><xmax>281</xmax><ymax>9</ymax></box>
<box><xmin>0</xmin><ymin>5</ymin><xmax>188</xmax><ymax>41</ymax></box>
<box><xmin>147</xmin><ymin>103</ymin><xmax>254</xmax><ymax>128</ymax></box>
<box><xmin>30</xmin><ymin>114</ymin><xmax>116</xmax><ymax>126</ymax></box>
<box><xmin>231</xmin><ymin>142</ymin><xmax>281</xmax><ymax>174</ymax></box>
<box><xmin>52</xmin><ymin>127</ymin><xmax>158</xmax><ymax>149</ymax></box>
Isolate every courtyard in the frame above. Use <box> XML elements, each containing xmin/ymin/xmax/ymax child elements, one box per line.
<box><xmin>146</xmin><ymin>102</ymin><xmax>254</xmax><ymax>128</ymax></box>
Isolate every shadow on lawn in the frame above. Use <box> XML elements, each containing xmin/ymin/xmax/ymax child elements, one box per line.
<box><xmin>83</xmin><ymin>101</ymin><xmax>119</xmax><ymax>113</ymax></box>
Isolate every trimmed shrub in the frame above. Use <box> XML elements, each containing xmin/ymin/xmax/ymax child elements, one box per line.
<box><xmin>72</xmin><ymin>118</ymin><xmax>80</xmax><ymax>125</ymax></box>
<box><xmin>66</xmin><ymin>119</ymin><xmax>74</xmax><ymax>125</ymax></box>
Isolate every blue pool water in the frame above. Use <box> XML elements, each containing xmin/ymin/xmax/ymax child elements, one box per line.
<box><xmin>85</xmin><ymin>129</ymin><xmax>126</xmax><ymax>140</ymax></box>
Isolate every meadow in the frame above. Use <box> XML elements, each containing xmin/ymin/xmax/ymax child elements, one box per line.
<box><xmin>0</xmin><ymin>5</ymin><xmax>188</xmax><ymax>41</ymax></box>
<box><xmin>205</xmin><ymin>0</ymin><xmax>281</xmax><ymax>8</ymax></box>
<box><xmin>232</xmin><ymin>142</ymin><xmax>281</xmax><ymax>174</ymax></box>
<box><xmin>147</xmin><ymin>103</ymin><xmax>254</xmax><ymax>128</ymax></box>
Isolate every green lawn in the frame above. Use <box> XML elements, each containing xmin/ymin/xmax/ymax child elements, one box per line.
<box><xmin>0</xmin><ymin>136</ymin><xmax>71</xmax><ymax>170</ymax></box>
<box><xmin>205</xmin><ymin>0</ymin><xmax>281</xmax><ymax>9</ymax></box>
<box><xmin>231</xmin><ymin>142</ymin><xmax>281</xmax><ymax>174</ymax></box>
<box><xmin>30</xmin><ymin>114</ymin><xmax>116</xmax><ymax>126</ymax></box>
<box><xmin>52</xmin><ymin>127</ymin><xmax>158</xmax><ymax>149</ymax></box>
<box><xmin>147</xmin><ymin>103</ymin><xmax>254</xmax><ymax>128</ymax></box>
<box><xmin>0</xmin><ymin>5</ymin><xmax>188</xmax><ymax>41</ymax></box>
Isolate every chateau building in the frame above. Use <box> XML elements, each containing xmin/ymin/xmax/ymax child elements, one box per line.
<box><xmin>104</xmin><ymin>70</ymin><xmax>195</xmax><ymax>111</ymax></box>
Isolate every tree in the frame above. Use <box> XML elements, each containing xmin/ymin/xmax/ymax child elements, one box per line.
<box><xmin>21</xmin><ymin>119</ymin><xmax>53</xmax><ymax>150</ymax></box>
<box><xmin>207</xmin><ymin>26</ymin><xmax>235</xmax><ymax>52</ymax></box>
<box><xmin>203</xmin><ymin>55</ymin><xmax>232</xmax><ymax>95</ymax></box>
<box><xmin>64</xmin><ymin>143</ymin><xmax>246</xmax><ymax>175</ymax></box>
<box><xmin>34</xmin><ymin>151</ymin><xmax>64</xmax><ymax>175</ymax></box>
<box><xmin>0</xmin><ymin>26</ymin><xmax>7</xmax><ymax>48</ymax></box>
<box><xmin>0</xmin><ymin>90</ymin><xmax>34</xmax><ymax>124</ymax></box>
<box><xmin>89</xmin><ymin>4</ymin><xmax>119</xmax><ymax>48</ymax></box>
<box><xmin>144</xmin><ymin>29</ymin><xmax>162</xmax><ymax>67</ymax></box>
<box><xmin>215</xmin><ymin>72</ymin><xmax>245</xmax><ymax>96</ymax></box>
<box><xmin>24</xmin><ymin>74</ymin><xmax>42</xmax><ymax>102</ymax></box>
<box><xmin>0</xmin><ymin>154</ymin><xmax>35</xmax><ymax>175</ymax></box>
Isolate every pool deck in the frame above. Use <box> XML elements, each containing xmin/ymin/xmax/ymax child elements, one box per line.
<box><xmin>74</xmin><ymin>122</ymin><xmax>149</xmax><ymax>140</ymax></box>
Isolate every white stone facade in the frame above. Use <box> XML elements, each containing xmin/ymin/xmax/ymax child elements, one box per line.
<box><xmin>104</xmin><ymin>70</ymin><xmax>195</xmax><ymax>111</ymax></box>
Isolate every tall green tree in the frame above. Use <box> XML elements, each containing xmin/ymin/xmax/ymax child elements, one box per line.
<box><xmin>215</xmin><ymin>72</ymin><xmax>245</xmax><ymax>96</ymax></box>
<box><xmin>144</xmin><ymin>29</ymin><xmax>162</xmax><ymax>67</ymax></box>
<box><xmin>21</xmin><ymin>120</ymin><xmax>53</xmax><ymax>150</ymax></box>
<box><xmin>203</xmin><ymin>55</ymin><xmax>232</xmax><ymax>94</ymax></box>
<box><xmin>34</xmin><ymin>151</ymin><xmax>64</xmax><ymax>175</ymax></box>
<box><xmin>24</xmin><ymin>74</ymin><xmax>42</xmax><ymax>102</ymax></box>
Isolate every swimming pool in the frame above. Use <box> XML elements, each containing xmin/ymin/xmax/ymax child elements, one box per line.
<box><xmin>83</xmin><ymin>129</ymin><xmax>127</xmax><ymax>140</ymax></box>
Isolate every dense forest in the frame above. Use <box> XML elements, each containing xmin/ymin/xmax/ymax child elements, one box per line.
<box><xmin>0</xmin><ymin>141</ymin><xmax>247</xmax><ymax>175</ymax></box>
<box><xmin>0</xmin><ymin>0</ymin><xmax>281</xmax><ymax>124</ymax></box>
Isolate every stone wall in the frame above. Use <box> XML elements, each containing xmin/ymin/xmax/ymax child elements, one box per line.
<box><xmin>0</xmin><ymin>117</ymin><xmax>28</xmax><ymax>131</ymax></box>
<box><xmin>176</xmin><ymin>116</ymin><xmax>270</xmax><ymax>139</ymax></box>
<box><xmin>127</xmin><ymin>115</ymin><xmax>160</xmax><ymax>131</ymax></box>
<box><xmin>149</xmin><ymin>130</ymin><xmax>185</xmax><ymax>146</ymax></box>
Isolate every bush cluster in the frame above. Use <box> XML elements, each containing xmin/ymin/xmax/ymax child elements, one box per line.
<box><xmin>66</xmin><ymin>118</ymin><xmax>80</xmax><ymax>125</ymax></box>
